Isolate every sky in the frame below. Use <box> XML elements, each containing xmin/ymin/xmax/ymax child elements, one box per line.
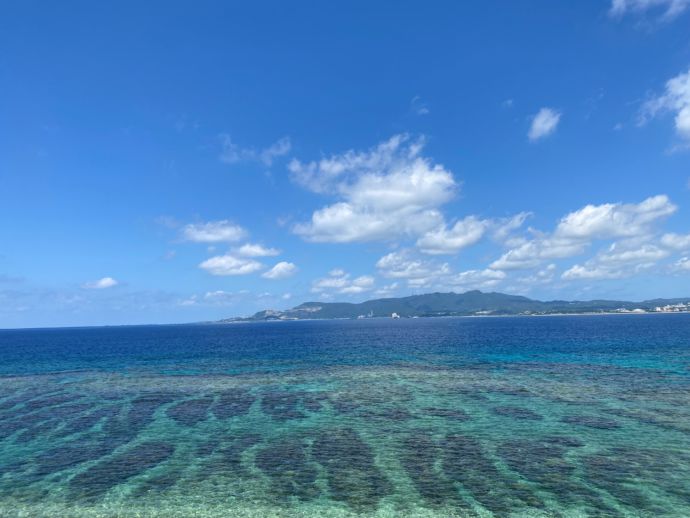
<box><xmin>1</xmin><ymin>0</ymin><xmax>690</xmax><ymax>328</ymax></box>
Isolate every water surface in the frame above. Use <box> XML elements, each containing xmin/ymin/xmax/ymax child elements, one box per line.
<box><xmin>1</xmin><ymin>315</ymin><xmax>689</xmax><ymax>517</ymax></box>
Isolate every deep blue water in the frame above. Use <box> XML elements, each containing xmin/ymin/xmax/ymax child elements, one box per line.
<box><xmin>0</xmin><ymin>315</ymin><xmax>689</xmax><ymax>517</ymax></box>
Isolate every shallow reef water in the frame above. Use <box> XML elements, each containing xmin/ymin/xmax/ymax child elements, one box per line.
<box><xmin>0</xmin><ymin>315</ymin><xmax>689</xmax><ymax>517</ymax></box>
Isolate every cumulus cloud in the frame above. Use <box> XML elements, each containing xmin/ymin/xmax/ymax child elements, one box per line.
<box><xmin>492</xmin><ymin>195</ymin><xmax>677</xmax><ymax>270</ymax></box>
<box><xmin>236</xmin><ymin>243</ymin><xmax>281</xmax><ymax>257</ymax></box>
<box><xmin>448</xmin><ymin>268</ymin><xmax>506</xmax><ymax>290</ymax></box>
<box><xmin>182</xmin><ymin>220</ymin><xmax>247</xmax><ymax>243</ymax></box>
<box><xmin>219</xmin><ymin>135</ymin><xmax>291</xmax><ymax>166</ymax></box>
<box><xmin>262</xmin><ymin>261</ymin><xmax>298</xmax><ymax>280</ymax></box>
<box><xmin>661</xmin><ymin>232</ymin><xmax>690</xmax><ymax>250</ymax></box>
<box><xmin>311</xmin><ymin>269</ymin><xmax>375</xmax><ymax>295</ymax></box>
<box><xmin>554</xmin><ymin>194</ymin><xmax>676</xmax><ymax>239</ymax></box>
<box><xmin>674</xmin><ymin>256</ymin><xmax>690</xmax><ymax>271</ymax></box>
<box><xmin>562</xmin><ymin>243</ymin><xmax>670</xmax><ymax>280</ymax></box>
<box><xmin>416</xmin><ymin>216</ymin><xmax>489</xmax><ymax>255</ymax></box>
<box><xmin>290</xmin><ymin>135</ymin><xmax>457</xmax><ymax>243</ymax></box>
<box><xmin>375</xmin><ymin>282</ymin><xmax>399</xmax><ymax>297</ymax></box>
<box><xmin>376</xmin><ymin>249</ymin><xmax>451</xmax><ymax>289</ymax></box>
<box><xmin>640</xmin><ymin>67</ymin><xmax>690</xmax><ymax>143</ymax></box>
<box><xmin>491</xmin><ymin>236</ymin><xmax>588</xmax><ymax>270</ymax></box>
<box><xmin>528</xmin><ymin>108</ymin><xmax>561</xmax><ymax>141</ymax></box>
<box><xmin>199</xmin><ymin>254</ymin><xmax>263</xmax><ymax>276</ymax></box>
<box><xmin>515</xmin><ymin>264</ymin><xmax>558</xmax><ymax>287</ymax></box>
<box><xmin>491</xmin><ymin>212</ymin><xmax>532</xmax><ymax>243</ymax></box>
<box><xmin>82</xmin><ymin>277</ymin><xmax>118</xmax><ymax>289</ymax></box>
<box><xmin>610</xmin><ymin>0</ymin><xmax>690</xmax><ymax>20</ymax></box>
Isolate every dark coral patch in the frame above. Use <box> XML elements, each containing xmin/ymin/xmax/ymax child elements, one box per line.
<box><xmin>55</xmin><ymin>405</ymin><xmax>121</xmax><ymax>438</ymax></box>
<box><xmin>217</xmin><ymin>433</ymin><xmax>262</xmax><ymax>476</ymax></box>
<box><xmin>423</xmin><ymin>407</ymin><xmax>470</xmax><ymax>421</ymax></box>
<box><xmin>358</xmin><ymin>406</ymin><xmax>413</xmax><ymax>421</ymax></box>
<box><xmin>256</xmin><ymin>438</ymin><xmax>318</xmax><ymax>501</ymax></box>
<box><xmin>492</xmin><ymin>406</ymin><xmax>543</xmax><ymax>420</ymax></box>
<box><xmin>442</xmin><ymin>434</ymin><xmax>539</xmax><ymax>514</ymax></box>
<box><xmin>212</xmin><ymin>389</ymin><xmax>254</xmax><ymax>419</ymax></box>
<box><xmin>261</xmin><ymin>392</ymin><xmax>305</xmax><ymax>421</ymax></box>
<box><xmin>543</xmin><ymin>435</ymin><xmax>584</xmax><ymax>448</ymax></box>
<box><xmin>195</xmin><ymin>433</ymin><xmax>261</xmax><ymax>481</ymax></box>
<box><xmin>23</xmin><ymin>393</ymin><xmax>84</xmax><ymax>412</ymax></box>
<box><xmin>166</xmin><ymin>397</ymin><xmax>214</xmax><ymax>426</ymax></box>
<box><xmin>301</xmin><ymin>392</ymin><xmax>329</xmax><ymax>412</ymax></box>
<box><xmin>312</xmin><ymin>428</ymin><xmax>392</xmax><ymax>510</ymax></box>
<box><xmin>561</xmin><ymin>415</ymin><xmax>621</xmax><ymax>430</ymax></box>
<box><xmin>15</xmin><ymin>419</ymin><xmax>60</xmax><ymax>443</ymax></box>
<box><xmin>33</xmin><ymin>440</ymin><xmax>117</xmax><ymax>479</ymax></box>
<box><xmin>498</xmin><ymin>439</ymin><xmax>574</xmax><ymax>483</ymax></box>
<box><xmin>70</xmin><ymin>441</ymin><xmax>175</xmax><ymax>498</ymax></box>
<box><xmin>0</xmin><ymin>401</ymin><xmax>91</xmax><ymax>441</ymax></box>
<box><xmin>103</xmin><ymin>392</ymin><xmax>176</xmax><ymax>445</ymax></box>
<box><xmin>400</xmin><ymin>434</ymin><xmax>459</xmax><ymax>506</ymax></box>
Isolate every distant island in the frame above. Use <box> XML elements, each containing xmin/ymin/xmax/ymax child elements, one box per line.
<box><xmin>218</xmin><ymin>290</ymin><xmax>690</xmax><ymax>322</ymax></box>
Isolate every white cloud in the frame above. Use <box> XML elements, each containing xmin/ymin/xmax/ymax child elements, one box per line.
<box><xmin>610</xmin><ymin>0</ymin><xmax>690</xmax><ymax>20</ymax></box>
<box><xmin>219</xmin><ymin>135</ymin><xmax>291</xmax><ymax>166</ymax></box>
<box><xmin>82</xmin><ymin>277</ymin><xmax>118</xmax><ymax>289</ymax></box>
<box><xmin>491</xmin><ymin>236</ymin><xmax>588</xmax><ymax>270</ymax></box>
<box><xmin>202</xmin><ymin>290</ymin><xmax>246</xmax><ymax>305</ymax></box>
<box><xmin>598</xmin><ymin>243</ymin><xmax>669</xmax><ymax>264</ymax></box>
<box><xmin>375</xmin><ymin>282</ymin><xmax>399</xmax><ymax>297</ymax></box>
<box><xmin>562</xmin><ymin>242</ymin><xmax>669</xmax><ymax>280</ymax></box>
<box><xmin>492</xmin><ymin>212</ymin><xmax>532</xmax><ymax>243</ymax></box>
<box><xmin>290</xmin><ymin>135</ymin><xmax>457</xmax><ymax>243</ymax></box>
<box><xmin>554</xmin><ymin>194</ymin><xmax>676</xmax><ymax>239</ymax></box>
<box><xmin>561</xmin><ymin>264</ymin><xmax>623</xmax><ymax>280</ymax></box>
<box><xmin>416</xmin><ymin>216</ymin><xmax>488</xmax><ymax>255</ymax></box>
<box><xmin>376</xmin><ymin>249</ymin><xmax>451</xmax><ymax>289</ymax></box>
<box><xmin>182</xmin><ymin>220</ymin><xmax>247</xmax><ymax>243</ymax></box>
<box><xmin>641</xmin><ymin>67</ymin><xmax>690</xmax><ymax>143</ymax></box>
<box><xmin>448</xmin><ymin>268</ymin><xmax>506</xmax><ymax>290</ymax></box>
<box><xmin>340</xmin><ymin>276</ymin><xmax>375</xmax><ymax>294</ymax></box>
<box><xmin>515</xmin><ymin>264</ymin><xmax>557</xmax><ymax>286</ymax></box>
<box><xmin>491</xmin><ymin>195</ymin><xmax>677</xmax><ymax>270</ymax></box>
<box><xmin>661</xmin><ymin>232</ymin><xmax>690</xmax><ymax>250</ymax></box>
<box><xmin>410</xmin><ymin>96</ymin><xmax>430</xmax><ymax>115</ymax></box>
<box><xmin>262</xmin><ymin>261</ymin><xmax>298</xmax><ymax>280</ymax></box>
<box><xmin>199</xmin><ymin>254</ymin><xmax>263</xmax><ymax>276</ymax></box>
<box><xmin>311</xmin><ymin>270</ymin><xmax>375</xmax><ymax>295</ymax></box>
<box><xmin>376</xmin><ymin>249</ymin><xmax>448</xmax><ymax>279</ymax></box>
<box><xmin>674</xmin><ymin>256</ymin><xmax>690</xmax><ymax>271</ymax></box>
<box><xmin>236</xmin><ymin>243</ymin><xmax>281</xmax><ymax>257</ymax></box>
<box><xmin>528</xmin><ymin>108</ymin><xmax>561</xmax><ymax>141</ymax></box>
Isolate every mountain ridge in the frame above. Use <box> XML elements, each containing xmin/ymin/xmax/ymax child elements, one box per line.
<box><xmin>219</xmin><ymin>290</ymin><xmax>690</xmax><ymax>322</ymax></box>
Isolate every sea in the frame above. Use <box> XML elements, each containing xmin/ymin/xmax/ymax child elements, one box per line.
<box><xmin>0</xmin><ymin>314</ymin><xmax>689</xmax><ymax>517</ymax></box>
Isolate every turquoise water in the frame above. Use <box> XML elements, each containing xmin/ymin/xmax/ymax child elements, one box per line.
<box><xmin>0</xmin><ymin>315</ymin><xmax>689</xmax><ymax>517</ymax></box>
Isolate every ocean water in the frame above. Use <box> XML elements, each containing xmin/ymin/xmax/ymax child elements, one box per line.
<box><xmin>0</xmin><ymin>315</ymin><xmax>689</xmax><ymax>518</ymax></box>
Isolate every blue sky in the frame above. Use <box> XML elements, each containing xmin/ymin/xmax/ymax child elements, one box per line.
<box><xmin>2</xmin><ymin>0</ymin><xmax>690</xmax><ymax>327</ymax></box>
